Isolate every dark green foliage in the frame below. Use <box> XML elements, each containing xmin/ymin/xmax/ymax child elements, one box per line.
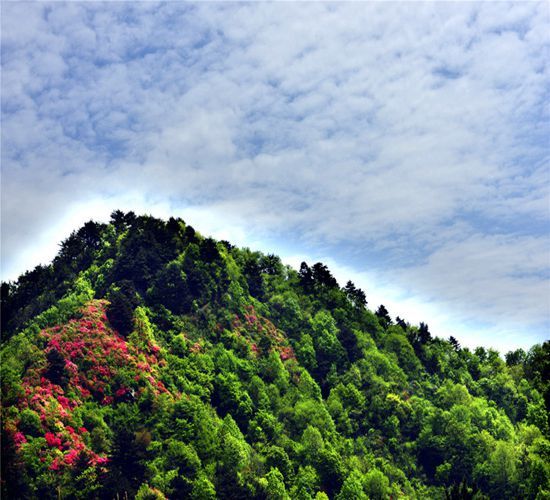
<box><xmin>53</xmin><ymin>221</ymin><xmax>105</xmax><ymax>282</ymax></box>
<box><xmin>1</xmin><ymin>211</ymin><xmax>549</xmax><ymax>500</ymax></box>
<box><xmin>312</xmin><ymin>262</ymin><xmax>338</xmax><ymax>289</ymax></box>
<box><xmin>44</xmin><ymin>348</ymin><xmax>69</xmax><ymax>387</ymax></box>
<box><xmin>449</xmin><ymin>336</ymin><xmax>461</xmax><ymax>351</ymax></box>
<box><xmin>106</xmin><ymin>280</ymin><xmax>140</xmax><ymax>337</ymax></box>
<box><xmin>344</xmin><ymin>280</ymin><xmax>367</xmax><ymax>308</ymax></box>
<box><xmin>111</xmin><ymin>209</ymin><xmax>136</xmax><ymax>232</ymax></box>
<box><xmin>299</xmin><ymin>262</ymin><xmax>315</xmax><ymax>291</ymax></box>
<box><xmin>375</xmin><ymin>304</ymin><xmax>391</xmax><ymax>328</ymax></box>
<box><xmin>148</xmin><ymin>262</ymin><xmax>189</xmax><ymax>314</ymax></box>
<box><xmin>243</xmin><ymin>254</ymin><xmax>265</xmax><ymax>299</ymax></box>
<box><xmin>523</xmin><ymin>341</ymin><xmax>550</xmax><ymax>423</ymax></box>
<box><xmin>395</xmin><ymin>316</ymin><xmax>408</xmax><ymax>330</ymax></box>
<box><xmin>106</xmin><ymin>426</ymin><xmax>149</xmax><ymax>496</ymax></box>
<box><xmin>1</xmin><ymin>265</ymin><xmax>56</xmax><ymax>340</ymax></box>
<box><xmin>0</xmin><ymin>282</ymin><xmax>14</xmax><ymax>338</ymax></box>
<box><xmin>418</xmin><ymin>322</ymin><xmax>432</xmax><ymax>344</ymax></box>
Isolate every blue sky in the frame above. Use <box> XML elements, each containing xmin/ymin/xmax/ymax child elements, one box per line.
<box><xmin>1</xmin><ymin>2</ymin><xmax>549</xmax><ymax>353</ymax></box>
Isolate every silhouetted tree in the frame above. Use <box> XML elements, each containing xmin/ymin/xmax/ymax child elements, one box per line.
<box><xmin>449</xmin><ymin>336</ymin><xmax>461</xmax><ymax>351</ymax></box>
<box><xmin>299</xmin><ymin>262</ymin><xmax>314</xmax><ymax>291</ymax></box>
<box><xmin>505</xmin><ymin>348</ymin><xmax>526</xmax><ymax>366</ymax></box>
<box><xmin>396</xmin><ymin>316</ymin><xmax>408</xmax><ymax>330</ymax></box>
<box><xmin>375</xmin><ymin>304</ymin><xmax>391</xmax><ymax>327</ymax></box>
<box><xmin>344</xmin><ymin>280</ymin><xmax>367</xmax><ymax>308</ymax></box>
<box><xmin>260</xmin><ymin>254</ymin><xmax>283</xmax><ymax>276</ymax></box>
<box><xmin>200</xmin><ymin>238</ymin><xmax>221</xmax><ymax>263</ymax></box>
<box><xmin>110</xmin><ymin>210</ymin><xmax>136</xmax><ymax>231</ymax></box>
<box><xmin>185</xmin><ymin>225</ymin><xmax>197</xmax><ymax>243</ymax></box>
<box><xmin>312</xmin><ymin>263</ymin><xmax>338</xmax><ymax>288</ymax></box>
<box><xmin>418</xmin><ymin>322</ymin><xmax>432</xmax><ymax>344</ymax></box>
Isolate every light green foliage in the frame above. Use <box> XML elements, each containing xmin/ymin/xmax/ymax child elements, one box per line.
<box><xmin>261</xmin><ymin>350</ymin><xmax>290</xmax><ymax>389</ymax></box>
<box><xmin>225</xmin><ymin>280</ymin><xmax>247</xmax><ymax>310</ymax></box>
<box><xmin>310</xmin><ymin>311</ymin><xmax>343</xmax><ymax>362</ymax></box>
<box><xmin>337</xmin><ymin>470</ymin><xmax>367</xmax><ymax>499</ymax></box>
<box><xmin>261</xmin><ymin>467</ymin><xmax>290</xmax><ymax>500</ymax></box>
<box><xmin>296</xmin><ymin>333</ymin><xmax>318</xmax><ymax>371</ymax></box>
<box><xmin>35</xmin><ymin>275</ymin><xmax>95</xmax><ymax>329</ymax></box>
<box><xmin>218</xmin><ymin>415</ymin><xmax>250</xmax><ymax>470</ymax></box>
<box><xmin>383</xmin><ymin>328</ymin><xmax>421</xmax><ymax>375</ymax></box>
<box><xmin>190</xmin><ymin>474</ymin><xmax>216</xmax><ymax>499</ymax></box>
<box><xmin>475</xmin><ymin>440</ymin><xmax>519</xmax><ymax>497</ymax></box>
<box><xmin>364</xmin><ymin>468</ymin><xmax>390</xmax><ymax>500</ymax></box>
<box><xmin>436</xmin><ymin>381</ymin><xmax>472</xmax><ymax>409</ymax></box>
<box><xmin>301</xmin><ymin>425</ymin><xmax>325</xmax><ymax>464</ymax></box>
<box><xmin>269</xmin><ymin>292</ymin><xmax>303</xmax><ymax>335</ymax></box>
<box><xmin>291</xmin><ymin>465</ymin><xmax>321</xmax><ymax>499</ymax></box>
<box><xmin>136</xmin><ymin>483</ymin><xmax>166</xmax><ymax>500</ymax></box>
<box><xmin>130</xmin><ymin>305</ymin><xmax>155</xmax><ymax>346</ymax></box>
<box><xmin>294</xmin><ymin>400</ymin><xmax>335</xmax><ymax>436</ymax></box>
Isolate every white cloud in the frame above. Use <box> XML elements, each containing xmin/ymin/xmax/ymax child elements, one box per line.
<box><xmin>1</xmin><ymin>2</ymin><xmax>548</xmax><ymax>352</ymax></box>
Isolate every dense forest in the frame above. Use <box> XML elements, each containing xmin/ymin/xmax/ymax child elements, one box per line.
<box><xmin>1</xmin><ymin>211</ymin><xmax>549</xmax><ymax>499</ymax></box>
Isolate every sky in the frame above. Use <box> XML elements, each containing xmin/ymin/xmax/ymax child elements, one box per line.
<box><xmin>1</xmin><ymin>2</ymin><xmax>549</xmax><ymax>353</ymax></box>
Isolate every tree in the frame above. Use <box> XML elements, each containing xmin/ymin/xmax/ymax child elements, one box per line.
<box><xmin>449</xmin><ymin>336</ymin><xmax>461</xmax><ymax>351</ymax></box>
<box><xmin>191</xmin><ymin>474</ymin><xmax>216</xmax><ymax>499</ymax></box>
<box><xmin>299</xmin><ymin>262</ymin><xmax>314</xmax><ymax>291</ymax></box>
<box><xmin>106</xmin><ymin>280</ymin><xmax>140</xmax><ymax>337</ymax></box>
<box><xmin>216</xmin><ymin>416</ymin><xmax>251</xmax><ymax>499</ymax></box>
<box><xmin>243</xmin><ymin>256</ymin><xmax>265</xmax><ymax>299</ymax></box>
<box><xmin>262</xmin><ymin>467</ymin><xmax>289</xmax><ymax>500</ymax></box>
<box><xmin>265</xmin><ymin>446</ymin><xmax>293</xmax><ymax>482</ymax></box>
<box><xmin>148</xmin><ymin>261</ymin><xmax>189</xmax><ymax>314</ymax></box>
<box><xmin>344</xmin><ymin>281</ymin><xmax>367</xmax><ymax>308</ymax></box>
<box><xmin>505</xmin><ymin>348</ymin><xmax>526</xmax><ymax>366</ymax></box>
<box><xmin>395</xmin><ymin>316</ymin><xmax>408</xmax><ymax>330</ymax></box>
<box><xmin>260</xmin><ymin>254</ymin><xmax>283</xmax><ymax>276</ymax></box>
<box><xmin>296</xmin><ymin>334</ymin><xmax>317</xmax><ymax>372</ymax></box>
<box><xmin>477</xmin><ymin>441</ymin><xmax>518</xmax><ymax>498</ymax></box>
<box><xmin>418</xmin><ymin>322</ymin><xmax>432</xmax><ymax>344</ymax></box>
<box><xmin>364</xmin><ymin>469</ymin><xmax>390</xmax><ymax>500</ymax></box>
<box><xmin>200</xmin><ymin>238</ymin><xmax>221</xmax><ymax>264</ymax></box>
<box><xmin>312</xmin><ymin>263</ymin><xmax>338</xmax><ymax>289</ymax></box>
<box><xmin>111</xmin><ymin>210</ymin><xmax>136</xmax><ymax>232</ymax></box>
<box><xmin>337</xmin><ymin>470</ymin><xmax>367</xmax><ymax>500</ymax></box>
<box><xmin>375</xmin><ymin>305</ymin><xmax>391</xmax><ymax>328</ymax></box>
<box><xmin>310</xmin><ymin>311</ymin><xmax>345</xmax><ymax>380</ymax></box>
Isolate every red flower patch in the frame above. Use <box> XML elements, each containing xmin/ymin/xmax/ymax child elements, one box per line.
<box><xmin>7</xmin><ymin>299</ymin><xmax>167</xmax><ymax>475</ymax></box>
<box><xmin>45</xmin><ymin>432</ymin><xmax>63</xmax><ymax>449</ymax></box>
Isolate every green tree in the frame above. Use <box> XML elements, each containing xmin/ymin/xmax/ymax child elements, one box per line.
<box><xmin>364</xmin><ymin>468</ymin><xmax>390</xmax><ymax>500</ymax></box>
<box><xmin>337</xmin><ymin>470</ymin><xmax>367</xmax><ymax>500</ymax></box>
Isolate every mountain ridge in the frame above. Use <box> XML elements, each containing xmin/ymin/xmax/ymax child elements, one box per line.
<box><xmin>1</xmin><ymin>211</ymin><xmax>549</xmax><ymax>499</ymax></box>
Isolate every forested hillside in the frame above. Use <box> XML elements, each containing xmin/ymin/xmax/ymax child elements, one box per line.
<box><xmin>1</xmin><ymin>211</ymin><xmax>549</xmax><ymax>499</ymax></box>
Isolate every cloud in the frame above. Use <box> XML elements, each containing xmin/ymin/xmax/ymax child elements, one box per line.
<box><xmin>1</xmin><ymin>2</ymin><xmax>548</xmax><ymax>352</ymax></box>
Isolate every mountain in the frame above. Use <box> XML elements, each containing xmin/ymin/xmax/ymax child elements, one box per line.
<box><xmin>1</xmin><ymin>211</ymin><xmax>549</xmax><ymax>499</ymax></box>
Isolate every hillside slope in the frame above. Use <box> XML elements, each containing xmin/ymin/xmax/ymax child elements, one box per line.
<box><xmin>1</xmin><ymin>211</ymin><xmax>549</xmax><ymax>499</ymax></box>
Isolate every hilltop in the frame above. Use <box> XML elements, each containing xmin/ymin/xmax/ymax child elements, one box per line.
<box><xmin>1</xmin><ymin>211</ymin><xmax>549</xmax><ymax>499</ymax></box>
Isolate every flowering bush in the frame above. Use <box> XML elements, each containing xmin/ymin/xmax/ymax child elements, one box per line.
<box><xmin>233</xmin><ymin>305</ymin><xmax>295</xmax><ymax>362</ymax></box>
<box><xmin>6</xmin><ymin>300</ymin><xmax>167</xmax><ymax>479</ymax></box>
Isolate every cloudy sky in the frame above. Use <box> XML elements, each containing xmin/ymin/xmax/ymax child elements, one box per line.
<box><xmin>2</xmin><ymin>2</ymin><xmax>549</xmax><ymax>353</ymax></box>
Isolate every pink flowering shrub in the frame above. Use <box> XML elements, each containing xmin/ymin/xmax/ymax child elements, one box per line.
<box><xmin>232</xmin><ymin>305</ymin><xmax>295</xmax><ymax>361</ymax></box>
<box><xmin>6</xmin><ymin>299</ymin><xmax>167</xmax><ymax>476</ymax></box>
